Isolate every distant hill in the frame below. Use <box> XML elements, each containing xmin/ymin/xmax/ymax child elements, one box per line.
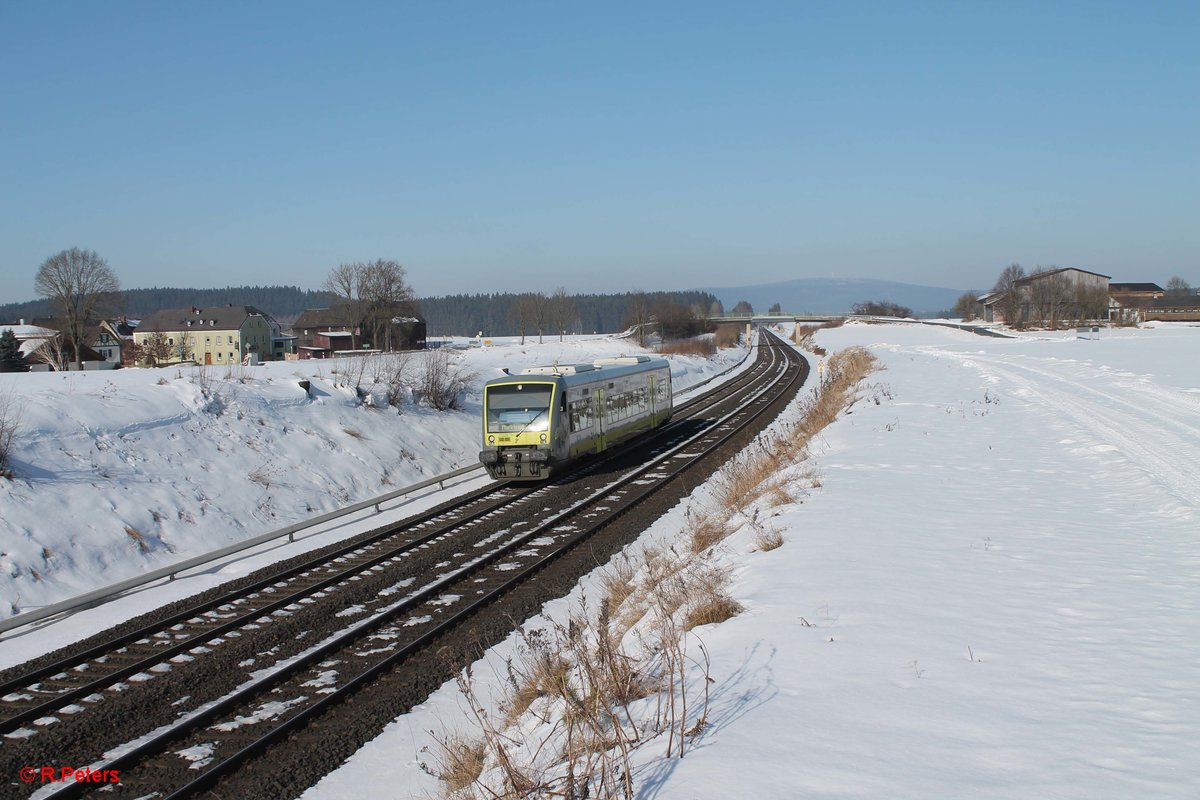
<box><xmin>698</xmin><ymin>277</ymin><xmax>967</xmax><ymax>316</ymax></box>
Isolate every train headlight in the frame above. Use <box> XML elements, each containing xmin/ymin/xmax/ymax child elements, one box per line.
<box><xmin>540</xmin><ymin>433</ymin><xmax>547</xmax><ymax>443</ymax></box>
<box><xmin>488</xmin><ymin>435</ymin><xmax>495</xmax><ymax>444</ymax></box>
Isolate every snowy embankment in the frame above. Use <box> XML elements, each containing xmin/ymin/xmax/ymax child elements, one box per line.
<box><xmin>0</xmin><ymin>336</ymin><xmax>746</xmax><ymax>667</ymax></box>
<box><xmin>302</xmin><ymin>322</ymin><xmax>1199</xmax><ymax>800</ymax></box>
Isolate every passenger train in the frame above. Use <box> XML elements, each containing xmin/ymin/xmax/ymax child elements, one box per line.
<box><xmin>479</xmin><ymin>355</ymin><xmax>673</xmax><ymax>480</ymax></box>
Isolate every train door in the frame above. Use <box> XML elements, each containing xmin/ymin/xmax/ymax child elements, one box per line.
<box><xmin>594</xmin><ymin>388</ymin><xmax>606</xmax><ymax>452</ymax></box>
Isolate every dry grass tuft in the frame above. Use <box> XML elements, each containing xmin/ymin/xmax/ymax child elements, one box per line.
<box><xmin>0</xmin><ymin>389</ymin><xmax>20</xmax><ymax>478</ymax></box>
<box><xmin>684</xmin><ymin>593</ymin><xmax>743</xmax><ymax>631</ymax></box>
<box><xmin>713</xmin><ymin>324</ymin><xmax>741</xmax><ymax>348</ymax></box>
<box><xmin>599</xmin><ymin>556</ymin><xmax>637</xmax><ymax>612</ymax></box>
<box><xmin>754</xmin><ymin>526</ymin><xmax>784</xmax><ymax>551</ymax></box>
<box><xmin>124</xmin><ymin>526</ymin><xmax>150</xmax><ymax>552</ymax></box>
<box><xmin>688</xmin><ymin>512</ymin><xmax>733</xmax><ymax>555</ymax></box>
<box><xmin>426</xmin><ymin>734</ymin><xmax>486</xmax><ymax>793</ymax></box>
<box><xmin>504</xmin><ymin>628</ymin><xmax>574</xmax><ymax>721</ymax></box>
<box><xmin>657</xmin><ymin>338</ymin><xmax>717</xmax><ymax>357</ymax></box>
<box><xmin>793</xmin><ymin>323</ymin><xmax>827</xmax><ymax>355</ymax></box>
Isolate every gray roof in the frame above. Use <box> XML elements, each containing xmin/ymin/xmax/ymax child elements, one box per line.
<box><xmin>138</xmin><ymin>305</ymin><xmax>269</xmax><ymax>333</ymax></box>
<box><xmin>292</xmin><ymin>308</ymin><xmax>354</xmax><ymax>329</ymax></box>
<box><xmin>1148</xmin><ymin>296</ymin><xmax>1200</xmax><ymax>310</ymax></box>
<box><xmin>1014</xmin><ymin>267</ymin><xmax>1112</xmax><ymax>285</ymax></box>
<box><xmin>1109</xmin><ymin>283</ymin><xmax>1164</xmax><ymax>293</ymax></box>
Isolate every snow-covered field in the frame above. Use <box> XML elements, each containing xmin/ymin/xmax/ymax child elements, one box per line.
<box><xmin>4</xmin><ymin>322</ymin><xmax>1198</xmax><ymax>798</ymax></box>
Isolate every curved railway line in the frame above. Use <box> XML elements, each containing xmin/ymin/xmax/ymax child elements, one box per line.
<box><xmin>1</xmin><ymin>330</ymin><xmax>808</xmax><ymax>799</ymax></box>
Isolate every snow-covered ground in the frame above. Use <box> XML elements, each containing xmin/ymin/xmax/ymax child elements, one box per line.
<box><xmin>0</xmin><ymin>335</ymin><xmax>747</xmax><ymax>666</ymax></box>
<box><xmin>4</xmin><ymin>322</ymin><xmax>1199</xmax><ymax>798</ymax></box>
<box><xmin>298</xmin><ymin>321</ymin><xmax>1200</xmax><ymax>800</ymax></box>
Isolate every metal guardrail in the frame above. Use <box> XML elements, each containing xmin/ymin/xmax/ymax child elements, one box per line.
<box><xmin>0</xmin><ymin>464</ymin><xmax>484</xmax><ymax>636</ymax></box>
<box><xmin>0</xmin><ymin>343</ymin><xmax>756</xmax><ymax>637</ymax></box>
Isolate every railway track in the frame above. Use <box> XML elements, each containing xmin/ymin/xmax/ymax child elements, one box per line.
<box><xmin>2</xmin><ymin>331</ymin><xmax>806</xmax><ymax>799</ymax></box>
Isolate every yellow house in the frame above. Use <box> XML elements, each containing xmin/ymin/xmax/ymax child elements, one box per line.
<box><xmin>133</xmin><ymin>305</ymin><xmax>276</xmax><ymax>366</ymax></box>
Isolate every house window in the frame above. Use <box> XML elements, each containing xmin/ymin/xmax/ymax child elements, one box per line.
<box><xmin>228</xmin><ymin>336</ymin><xmax>233</xmax><ymax>344</ymax></box>
<box><xmin>168</xmin><ymin>337</ymin><xmax>174</xmax><ymax>345</ymax></box>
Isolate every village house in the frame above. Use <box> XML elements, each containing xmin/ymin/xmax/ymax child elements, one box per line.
<box><xmin>13</xmin><ymin>318</ymin><xmax>111</xmax><ymax>370</ymax></box>
<box><xmin>134</xmin><ymin>305</ymin><xmax>277</xmax><ymax>366</ymax></box>
<box><xmin>980</xmin><ymin>267</ymin><xmax>1110</xmax><ymax>325</ymax></box>
<box><xmin>1141</xmin><ymin>294</ymin><xmax>1200</xmax><ymax>322</ymax></box>
<box><xmin>90</xmin><ymin>318</ymin><xmax>139</xmax><ymax>365</ymax></box>
<box><xmin>0</xmin><ymin>321</ymin><xmax>59</xmax><ymax>368</ymax></box>
<box><xmin>1107</xmin><ymin>283</ymin><xmax>1165</xmax><ymax>324</ymax></box>
<box><xmin>289</xmin><ymin>308</ymin><xmax>426</xmax><ymax>359</ymax></box>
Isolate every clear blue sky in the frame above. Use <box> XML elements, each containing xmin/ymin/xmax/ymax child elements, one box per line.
<box><xmin>2</xmin><ymin>1</ymin><xmax>1197</xmax><ymax>302</ymax></box>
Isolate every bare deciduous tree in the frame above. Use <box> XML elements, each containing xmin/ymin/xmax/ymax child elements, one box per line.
<box><xmin>35</xmin><ymin>247</ymin><xmax>120</xmax><ymax>370</ymax></box>
<box><xmin>173</xmin><ymin>333</ymin><xmax>194</xmax><ymax>363</ymax></box>
<box><xmin>1073</xmin><ymin>283</ymin><xmax>1110</xmax><ymax>323</ymax></box>
<box><xmin>992</xmin><ymin>263</ymin><xmax>1026</xmax><ymax>325</ymax></box>
<box><xmin>625</xmin><ymin>291</ymin><xmax>651</xmax><ymax>346</ymax></box>
<box><xmin>508</xmin><ymin>292</ymin><xmax>537</xmax><ymax>345</ymax></box>
<box><xmin>550</xmin><ymin>287</ymin><xmax>577</xmax><ymax>341</ymax></box>
<box><xmin>0</xmin><ymin>388</ymin><xmax>21</xmax><ymax>477</ymax></box>
<box><xmin>29</xmin><ymin>334</ymin><xmax>70</xmax><ymax>371</ymax></box>
<box><xmin>323</xmin><ymin>259</ymin><xmax>418</xmax><ymax>351</ymax></box>
<box><xmin>1166</xmin><ymin>276</ymin><xmax>1192</xmax><ymax>296</ymax></box>
<box><xmin>509</xmin><ymin>293</ymin><xmax>546</xmax><ymax>346</ymax></box>
<box><xmin>953</xmin><ymin>291</ymin><xmax>980</xmax><ymax>321</ymax></box>
<box><xmin>419</xmin><ymin>350</ymin><xmax>472</xmax><ymax>410</ymax></box>
<box><xmin>361</xmin><ymin>259</ymin><xmax>418</xmax><ymax>350</ymax></box>
<box><xmin>140</xmin><ymin>332</ymin><xmax>172</xmax><ymax>367</ymax></box>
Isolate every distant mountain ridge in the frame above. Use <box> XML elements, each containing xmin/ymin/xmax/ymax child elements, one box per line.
<box><xmin>698</xmin><ymin>277</ymin><xmax>967</xmax><ymax>315</ymax></box>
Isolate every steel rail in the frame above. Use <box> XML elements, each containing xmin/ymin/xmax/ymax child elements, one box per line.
<box><xmin>0</xmin><ymin>484</ymin><xmax>540</xmax><ymax>734</ymax></box>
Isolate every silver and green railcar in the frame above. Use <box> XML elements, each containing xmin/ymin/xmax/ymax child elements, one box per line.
<box><xmin>479</xmin><ymin>355</ymin><xmax>672</xmax><ymax>480</ymax></box>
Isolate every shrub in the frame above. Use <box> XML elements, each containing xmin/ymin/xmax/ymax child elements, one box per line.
<box><xmin>754</xmin><ymin>526</ymin><xmax>784</xmax><ymax>551</ymax></box>
<box><xmin>420</xmin><ymin>350</ymin><xmax>473</xmax><ymax>410</ymax></box>
<box><xmin>712</xmin><ymin>324</ymin><xmax>741</xmax><ymax>348</ymax></box>
<box><xmin>683</xmin><ymin>591</ymin><xmax>743</xmax><ymax>631</ymax></box>
<box><xmin>852</xmin><ymin>300</ymin><xmax>912</xmax><ymax>318</ymax></box>
<box><xmin>424</xmin><ymin>734</ymin><xmax>486</xmax><ymax>794</ymax></box>
<box><xmin>0</xmin><ymin>389</ymin><xmax>20</xmax><ymax>477</ymax></box>
<box><xmin>656</xmin><ymin>338</ymin><xmax>716</xmax><ymax>357</ymax></box>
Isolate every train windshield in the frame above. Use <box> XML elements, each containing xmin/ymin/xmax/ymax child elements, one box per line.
<box><xmin>486</xmin><ymin>383</ymin><xmax>554</xmax><ymax>432</ymax></box>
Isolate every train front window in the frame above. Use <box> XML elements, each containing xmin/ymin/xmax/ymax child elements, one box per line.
<box><xmin>486</xmin><ymin>383</ymin><xmax>554</xmax><ymax>432</ymax></box>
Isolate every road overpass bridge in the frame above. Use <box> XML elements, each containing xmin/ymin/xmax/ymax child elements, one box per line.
<box><xmin>708</xmin><ymin>313</ymin><xmax>844</xmax><ymax>326</ymax></box>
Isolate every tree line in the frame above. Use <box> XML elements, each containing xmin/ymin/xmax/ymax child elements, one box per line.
<box><xmin>1</xmin><ymin>284</ymin><xmax>337</xmax><ymax>326</ymax></box>
<box><xmin>420</xmin><ymin>289</ymin><xmax>721</xmax><ymax>338</ymax></box>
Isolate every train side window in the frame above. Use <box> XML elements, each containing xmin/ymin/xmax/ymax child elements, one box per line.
<box><xmin>569</xmin><ymin>397</ymin><xmax>593</xmax><ymax>432</ymax></box>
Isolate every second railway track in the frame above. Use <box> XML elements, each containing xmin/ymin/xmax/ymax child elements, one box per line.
<box><xmin>2</xmin><ymin>331</ymin><xmax>808</xmax><ymax>799</ymax></box>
